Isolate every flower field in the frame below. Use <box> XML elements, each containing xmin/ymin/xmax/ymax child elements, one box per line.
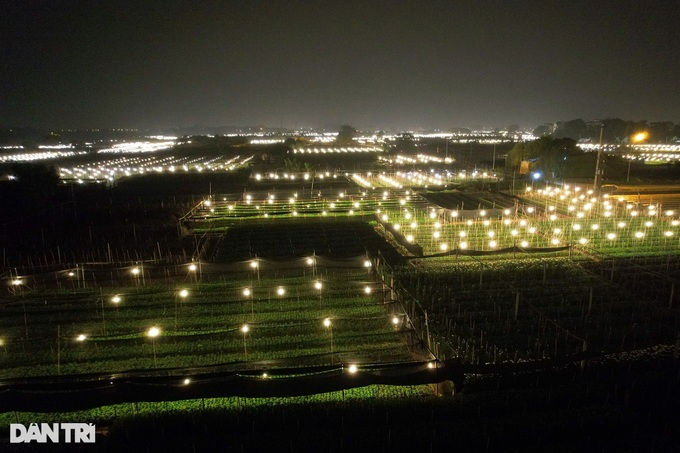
<box><xmin>3</xmin><ymin>172</ymin><xmax>680</xmax><ymax>436</ymax></box>
<box><xmin>8</xmin><ymin>181</ymin><xmax>674</xmax><ymax>381</ymax></box>
<box><xmin>184</xmin><ymin>184</ymin><xmax>430</xmax><ymax>232</ymax></box>
<box><xmin>392</xmin><ymin>258</ymin><xmax>677</xmax><ymax>365</ymax></box>
<box><xmin>185</xmin><ymin>179</ymin><xmax>680</xmax><ymax>260</ymax></box>
<box><xmin>362</xmin><ymin>183</ymin><xmax>680</xmax><ymax>371</ymax></box>
<box><xmin>0</xmin><ymin>263</ymin><xmax>417</xmax><ymax>380</ymax></box>
<box><xmin>360</xmin><ymin>183</ymin><xmax>679</xmax><ymax>259</ymax></box>
<box><xmin>176</xmin><ymin>179</ymin><xmax>680</xmax><ymax>373</ymax></box>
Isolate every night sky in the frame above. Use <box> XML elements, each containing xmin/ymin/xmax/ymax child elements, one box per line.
<box><xmin>2</xmin><ymin>0</ymin><xmax>679</xmax><ymax>131</ymax></box>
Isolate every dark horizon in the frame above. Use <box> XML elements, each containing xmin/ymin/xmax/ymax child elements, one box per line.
<box><xmin>2</xmin><ymin>1</ymin><xmax>679</xmax><ymax>131</ymax></box>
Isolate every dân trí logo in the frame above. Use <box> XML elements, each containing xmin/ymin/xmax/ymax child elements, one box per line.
<box><xmin>10</xmin><ymin>423</ymin><xmax>95</xmax><ymax>443</ymax></box>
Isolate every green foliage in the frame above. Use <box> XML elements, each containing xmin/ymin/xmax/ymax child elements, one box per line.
<box><xmin>506</xmin><ymin>137</ymin><xmax>581</xmax><ymax>180</ymax></box>
<box><xmin>505</xmin><ymin>142</ymin><xmax>526</xmax><ymax>171</ymax></box>
<box><xmin>534</xmin><ymin>118</ymin><xmax>680</xmax><ymax>143</ymax></box>
<box><xmin>335</xmin><ymin>125</ymin><xmax>357</xmax><ymax>145</ymax></box>
<box><xmin>0</xmin><ymin>271</ymin><xmax>413</xmax><ymax>379</ymax></box>
<box><xmin>553</xmin><ymin>119</ymin><xmax>587</xmax><ymax>140</ymax></box>
<box><xmin>283</xmin><ymin>157</ymin><xmax>303</xmax><ymax>172</ymax></box>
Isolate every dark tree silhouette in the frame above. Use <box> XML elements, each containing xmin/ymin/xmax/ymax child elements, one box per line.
<box><xmin>506</xmin><ymin>137</ymin><xmax>581</xmax><ymax>180</ymax></box>
<box><xmin>335</xmin><ymin>125</ymin><xmax>357</xmax><ymax>145</ymax></box>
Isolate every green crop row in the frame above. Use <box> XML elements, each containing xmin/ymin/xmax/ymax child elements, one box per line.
<box><xmin>0</xmin><ymin>268</ymin><xmax>413</xmax><ymax>379</ymax></box>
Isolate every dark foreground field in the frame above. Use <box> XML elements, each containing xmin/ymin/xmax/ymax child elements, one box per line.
<box><xmin>3</xmin><ymin>350</ymin><xmax>675</xmax><ymax>452</ymax></box>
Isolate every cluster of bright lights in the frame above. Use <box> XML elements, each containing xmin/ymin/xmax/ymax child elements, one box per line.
<box><xmin>59</xmin><ymin>155</ymin><xmax>252</xmax><ymax>182</ymax></box>
<box><xmin>578</xmin><ymin>143</ymin><xmax>624</xmax><ymax>152</ymax></box>
<box><xmin>146</xmin><ymin>135</ymin><xmax>178</xmax><ymax>141</ymax></box>
<box><xmin>200</xmin><ymin>188</ymin><xmax>413</xmax><ymax>220</ymax></box>
<box><xmin>628</xmin><ymin>143</ymin><xmax>680</xmax><ymax>162</ymax></box>
<box><xmin>579</xmin><ymin>142</ymin><xmax>680</xmax><ymax>163</ymax></box>
<box><xmin>380</xmin><ymin>154</ymin><xmax>455</xmax><ymax>165</ymax></box>
<box><xmin>185</xmin><ymin>180</ymin><xmax>679</xmax><ymax>257</ymax></box>
<box><xmin>6</xmin><ymin>252</ymin><xmax>409</xmax><ymax>378</ymax></box>
<box><xmin>378</xmin><ymin>174</ymin><xmax>403</xmax><ymax>188</ymax></box>
<box><xmin>249</xmin><ymin>139</ymin><xmax>285</xmax><ymax>145</ymax></box>
<box><xmin>292</xmin><ymin>147</ymin><xmax>381</xmax><ymax>154</ymax></box>
<box><xmin>252</xmin><ymin>171</ymin><xmax>337</xmax><ymax>181</ymax></box>
<box><xmin>363</xmin><ymin>169</ymin><xmax>496</xmax><ymax>189</ymax></box>
<box><xmin>525</xmin><ymin>185</ymin><xmax>676</xmax><ymax>221</ymax></box>
<box><xmin>629</xmin><ymin>152</ymin><xmax>680</xmax><ymax>163</ymax></box>
<box><xmin>396</xmin><ymin>170</ymin><xmax>447</xmax><ymax>187</ymax></box>
<box><xmin>351</xmin><ymin>173</ymin><xmax>373</xmax><ymax>188</ymax></box>
<box><xmin>38</xmin><ymin>144</ymin><xmax>75</xmax><ymax>150</ymax></box>
<box><xmin>0</xmin><ymin>150</ymin><xmax>81</xmax><ymax>163</ymax></box>
<box><xmin>368</xmin><ymin>183</ymin><xmax>680</xmax><ymax>255</ymax></box>
<box><xmin>306</xmin><ymin>133</ymin><xmax>341</xmax><ymax>143</ymax></box>
<box><xmin>415</xmin><ymin>154</ymin><xmax>454</xmax><ymax>164</ymax></box>
<box><xmin>98</xmin><ymin>140</ymin><xmax>175</xmax><ymax>154</ymax></box>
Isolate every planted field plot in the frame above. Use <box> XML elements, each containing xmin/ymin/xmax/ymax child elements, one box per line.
<box><xmin>0</xmin><ymin>264</ymin><xmax>418</xmax><ymax>380</ymax></box>
<box><xmin>183</xmin><ymin>185</ymin><xmax>430</xmax><ymax>232</ymax></box>
<box><xmin>421</xmin><ymin>190</ymin><xmax>516</xmax><ymax>211</ymax></box>
<box><xmin>182</xmin><ymin>185</ymin><xmax>431</xmax><ymax>263</ymax></box>
<box><xmin>579</xmin><ymin>255</ymin><xmax>680</xmax><ymax>308</ymax></box>
<box><xmin>368</xmin><ymin>185</ymin><xmax>680</xmax><ymax>258</ymax></box>
<box><xmin>1</xmin><ymin>170</ymin><xmax>256</xmax><ymax>271</ymax></box>
<box><xmin>59</xmin><ymin>152</ymin><xmax>253</xmax><ymax>183</ymax></box>
<box><xmin>517</xmin><ymin>185</ymin><xmax>680</xmax><ymax>258</ymax></box>
<box><xmin>393</xmin><ymin>258</ymin><xmax>678</xmax><ymax>364</ymax></box>
<box><xmin>373</xmin><ymin>204</ymin><xmax>570</xmax><ymax>257</ymax></box>
<box><xmin>351</xmin><ymin>169</ymin><xmax>499</xmax><ymax>190</ymax></box>
<box><xmin>369</xmin><ymin>183</ymin><xmax>680</xmax><ymax>373</ymax></box>
<box><xmin>214</xmin><ymin>219</ymin><xmax>401</xmax><ymax>261</ymax></box>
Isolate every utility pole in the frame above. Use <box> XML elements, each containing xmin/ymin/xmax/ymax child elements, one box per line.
<box><xmin>593</xmin><ymin>124</ymin><xmax>604</xmax><ymax>191</ymax></box>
